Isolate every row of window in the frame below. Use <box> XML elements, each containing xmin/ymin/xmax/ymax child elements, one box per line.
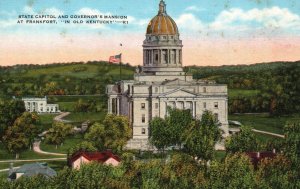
<box><xmin>147</xmin><ymin>35</ymin><xmax>176</xmax><ymax>40</ymax></box>
<box><xmin>141</xmin><ymin>103</ymin><xmax>159</xmax><ymax>110</ymax></box>
<box><xmin>141</xmin><ymin>102</ymin><xmax>218</xmax><ymax>109</ymax></box>
<box><xmin>152</xmin><ymin>87</ymin><xmax>208</xmax><ymax>93</ymax></box>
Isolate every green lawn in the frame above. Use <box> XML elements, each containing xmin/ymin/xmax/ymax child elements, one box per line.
<box><xmin>229</xmin><ymin>114</ymin><xmax>300</xmax><ymax>134</ymax></box>
<box><xmin>40</xmin><ymin>134</ymin><xmax>85</xmax><ymax>154</ymax></box>
<box><xmin>64</xmin><ymin>112</ymin><xmax>106</xmax><ymax>123</ymax></box>
<box><xmin>228</xmin><ymin>89</ymin><xmax>260</xmax><ymax>98</ymax></box>
<box><xmin>0</xmin><ymin>143</ymin><xmax>62</xmax><ymax>160</ymax></box>
<box><xmin>215</xmin><ymin>150</ymin><xmax>226</xmax><ymax>161</ymax></box>
<box><xmin>37</xmin><ymin>113</ymin><xmax>57</xmax><ymax>132</ymax></box>
<box><xmin>48</xmin><ymin>95</ymin><xmax>106</xmax><ymax>112</ymax></box>
<box><xmin>254</xmin><ymin>132</ymin><xmax>283</xmax><ymax>144</ymax></box>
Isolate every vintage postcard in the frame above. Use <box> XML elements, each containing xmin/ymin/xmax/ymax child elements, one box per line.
<box><xmin>0</xmin><ymin>0</ymin><xmax>299</xmax><ymax>188</ymax></box>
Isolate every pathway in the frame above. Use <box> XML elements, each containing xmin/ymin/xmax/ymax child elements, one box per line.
<box><xmin>33</xmin><ymin>141</ymin><xmax>67</xmax><ymax>156</ymax></box>
<box><xmin>0</xmin><ymin>167</ymin><xmax>20</xmax><ymax>173</ymax></box>
<box><xmin>0</xmin><ymin>158</ymin><xmax>66</xmax><ymax>164</ymax></box>
<box><xmin>252</xmin><ymin>129</ymin><xmax>285</xmax><ymax>138</ymax></box>
<box><xmin>54</xmin><ymin>112</ymin><xmax>71</xmax><ymax>122</ymax></box>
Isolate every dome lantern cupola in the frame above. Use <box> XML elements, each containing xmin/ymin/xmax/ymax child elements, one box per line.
<box><xmin>159</xmin><ymin>0</ymin><xmax>167</xmax><ymax>15</ymax></box>
<box><xmin>142</xmin><ymin>0</ymin><xmax>183</xmax><ymax>73</ymax></box>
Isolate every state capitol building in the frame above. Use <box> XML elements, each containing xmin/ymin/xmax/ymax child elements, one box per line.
<box><xmin>107</xmin><ymin>0</ymin><xmax>229</xmax><ymax>150</ymax></box>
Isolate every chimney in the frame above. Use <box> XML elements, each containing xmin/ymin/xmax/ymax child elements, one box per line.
<box><xmin>256</xmin><ymin>152</ymin><xmax>260</xmax><ymax>158</ymax></box>
<box><xmin>272</xmin><ymin>149</ymin><xmax>276</xmax><ymax>154</ymax></box>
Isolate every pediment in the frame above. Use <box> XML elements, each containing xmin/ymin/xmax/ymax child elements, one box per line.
<box><xmin>160</xmin><ymin>88</ymin><xmax>197</xmax><ymax>97</ymax></box>
<box><xmin>162</xmin><ymin>79</ymin><xmax>194</xmax><ymax>86</ymax></box>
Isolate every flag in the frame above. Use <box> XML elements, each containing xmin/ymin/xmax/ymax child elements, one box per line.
<box><xmin>109</xmin><ymin>54</ymin><xmax>121</xmax><ymax>63</ymax></box>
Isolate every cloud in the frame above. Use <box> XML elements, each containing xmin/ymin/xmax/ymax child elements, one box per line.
<box><xmin>210</xmin><ymin>7</ymin><xmax>300</xmax><ymax>31</ymax></box>
<box><xmin>176</xmin><ymin>13</ymin><xmax>204</xmax><ymax>31</ymax></box>
<box><xmin>184</xmin><ymin>6</ymin><xmax>205</xmax><ymax>12</ymax></box>
<box><xmin>43</xmin><ymin>8</ymin><xmax>64</xmax><ymax>16</ymax></box>
<box><xmin>76</xmin><ymin>7</ymin><xmax>109</xmax><ymax>16</ymax></box>
<box><xmin>23</xmin><ymin>6</ymin><xmax>35</xmax><ymax>14</ymax></box>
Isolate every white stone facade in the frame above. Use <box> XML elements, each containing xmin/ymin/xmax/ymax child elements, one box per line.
<box><xmin>22</xmin><ymin>97</ymin><xmax>60</xmax><ymax>114</ymax></box>
<box><xmin>106</xmin><ymin>0</ymin><xmax>229</xmax><ymax>150</ymax></box>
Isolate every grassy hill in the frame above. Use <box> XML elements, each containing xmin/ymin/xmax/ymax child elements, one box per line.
<box><xmin>0</xmin><ymin>60</ymin><xmax>299</xmax><ymax>115</ymax></box>
<box><xmin>0</xmin><ymin>61</ymin><xmax>135</xmax><ymax>98</ymax></box>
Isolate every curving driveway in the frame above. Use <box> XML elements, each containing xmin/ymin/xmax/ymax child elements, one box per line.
<box><xmin>54</xmin><ymin>112</ymin><xmax>71</xmax><ymax>122</ymax></box>
<box><xmin>33</xmin><ymin>141</ymin><xmax>67</xmax><ymax>156</ymax></box>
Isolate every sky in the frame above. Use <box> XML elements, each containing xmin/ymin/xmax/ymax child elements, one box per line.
<box><xmin>0</xmin><ymin>0</ymin><xmax>299</xmax><ymax>66</ymax></box>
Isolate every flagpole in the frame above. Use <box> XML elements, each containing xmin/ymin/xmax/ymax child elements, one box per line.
<box><xmin>119</xmin><ymin>54</ymin><xmax>122</xmax><ymax>81</ymax></box>
<box><xmin>119</xmin><ymin>43</ymin><xmax>123</xmax><ymax>81</ymax></box>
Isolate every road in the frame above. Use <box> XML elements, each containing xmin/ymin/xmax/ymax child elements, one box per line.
<box><xmin>33</xmin><ymin>141</ymin><xmax>67</xmax><ymax>156</ymax></box>
<box><xmin>252</xmin><ymin>129</ymin><xmax>285</xmax><ymax>138</ymax></box>
<box><xmin>54</xmin><ymin>112</ymin><xmax>71</xmax><ymax>122</ymax></box>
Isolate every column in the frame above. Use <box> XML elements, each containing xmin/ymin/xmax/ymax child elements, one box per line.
<box><xmin>180</xmin><ymin>50</ymin><xmax>182</xmax><ymax>64</ymax></box>
<box><xmin>108</xmin><ymin>98</ymin><xmax>111</xmax><ymax>113</ymax></box>
<box><xmin>194</xmin><ymin>101</ymin><xmax>197</xmax><ymax>118</ymax></box>
<box><xmin>160</xmin><ymin>49</ymin><xmax>163</xmax><ymax>64</ymax></box>
<box><xmin>151</xmin><ymin>50</ymin><xmax>154</xmax><ymax>65</ymax></box>
<box><xmin>165</xmin><ymin>102</ymin><xmax>168</xmax><ymax>117</ymax></box>
<box><xmin>159</xmin><ymin>49</ymin><xmax>161</xmax><ymax>65</ymax></box>
<box><xmin>176</xmin><ymin>49</ymin><xmax>179</xmax><ymax>65</ymax></box>
<box><xmin>168</xmin><ymin>49</ymin><xmax>170</xmax><ymax>64</ymax></box>
<box><xmin>143</xmin><ymin>50</ymin><xmax>146</xmax><ymax>65</ymax></box>
<box><xmin>117</xmin><ymin>98</ymin><xmax>120</xmax><ymax>115</ymax></box>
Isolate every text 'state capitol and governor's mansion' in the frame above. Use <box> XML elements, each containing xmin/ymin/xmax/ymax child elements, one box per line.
<box><xmin>107</xmin><ymin>0</ymin><xmax>229</xmax><ymax>150</ymax></box>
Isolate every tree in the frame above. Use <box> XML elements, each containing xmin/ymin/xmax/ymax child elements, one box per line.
<box><xmin>45</xmin><ymin>122</ymin><xmax>72</xmax><ymax>149</ymax></box>
<box><xmin>68</xmin><ymin>141</ymin><xmax>97</xmax><ymax>155</ymax></box>
<box><xmin>183</xmin><ymin>111</ymin><xmax>221</xmax><ymax>163</ymax></box>
<box><xmin>256</xmin><ymin>154</ymin><xmax>298</xmax><ymax>189</ymax></box>
<box><xmin>2</xmin><ymin>112</ymin><xmax>39</xmax><ymax>159</ymax></box>
<box><xmin>85</xmin><ymin>114</ymin><xmax>131</xmax><ymax>152</ymax></box>
<box><xmin>2</xmin><ymin>126</ymin><xmax>29</xmax><ymax>159</ymax></box>
<box><xmin>225</xmin><ymin>125</ymin><xmax>258</xmax><ymax>153</ymax></box>
<box><xmin>0</xmin><ymin>99</ymin><xmax>25</xmax><ymax>139</ymax></box>
<box><xmin>166</xmin><ymin>107</ymin><xmax>193</xmax><ymax>147</ymax></box>
<box><xmin>14</xmin><ymin>112</ymin><xmax>39</xmax><ymax>149</ymax></box>
<box><xmin>283</xmin><ymin>122</ymin><xmax>300</xmax><ymax>174</ymax></box>
<box><xmin>84</xmin><ymin>123</ymin><xmax>106</xmax><ymax>150</ymax></box>
<box><xmin>149</xmin><ymin>117</ymin><xmax>171</xmax><ymax>152</ymax></box>
<box><xmin>209</xmin><ymin>153</ymin><xmax>256</xmax><ymax>189</ymax></box>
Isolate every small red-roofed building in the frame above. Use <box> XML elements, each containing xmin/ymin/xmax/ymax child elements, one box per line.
<box><xmin>245</xmin><ymin>150</ymin><xmax>277</xmax><ymax>168</ymax></box>
<box><xmin>68</xmin><ymin>150</ymin><xmax>121</xmax><ymax>169</ymax></box>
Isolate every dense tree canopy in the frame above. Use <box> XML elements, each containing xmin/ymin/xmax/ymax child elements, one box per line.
<box><xmin>0</xmin><ymin>99</ymin><xmax>25</xmax><ymax>139</ymax></box>
<box><xmin>45</xmin><ymin>122</ymin><xmax>72</xmax><ymax>149</ymax></box>
<box><xmin>85</xmin><ymin>114</ymin><xmax>131</xmax><ymax>152</ymax></box>
<box><xmin>2</xmin><ymin>112</ymin><xmax>39</xmax><ymax>159</ymax></box>
<box><xmin>149</xmin><ymin>117</ymin><xmax>171</xmax><ymax>151</ymax></box>
<box><xmin>183</xmin><ymin>111</ymin><xmax>221</xmax><ymax>162</ymax></box>
<box><xmin>225</xmin><ymin>125</ymin><xmax>258</xmax><ymax>153</ymax></box>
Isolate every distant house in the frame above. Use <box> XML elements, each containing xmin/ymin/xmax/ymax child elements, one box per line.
<box><xmin>8</xmin><ymin>162</ymin><xmax>56</xmax><ymax>180</ymax></box>
<box><xmin>245</xmin><ymin>150</ymin><xmax>277</xmax><ymax>167</ymax></box>
<box><xmin>22</xmin><ymin>96</ymin><xmax>60</xmax><ymax>113</ymax></box>
<box><xmin>68</xmin><ymin>150</ymin><xmax>121</xmax><ymax>169</ymax></box>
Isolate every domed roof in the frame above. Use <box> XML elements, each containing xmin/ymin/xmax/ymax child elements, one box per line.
<box><xmin>146</xmin><ymin>0</ymin><xmax>179</xmax><ymax>35</ymax></box>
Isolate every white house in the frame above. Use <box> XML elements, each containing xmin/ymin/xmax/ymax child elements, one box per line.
<box><xmin>22</xmin><ymin>96</ymin><xmax>60</xmax><ymax>113</ymax></box>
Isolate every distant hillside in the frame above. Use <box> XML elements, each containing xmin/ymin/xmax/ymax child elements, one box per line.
<box><xmin>187</xmin><ymin>61</ymin><xmax>300</xmax><ymax>79</ymax></box>
<box><xmin>188</xmin><ymin>61</ymin><xmax>300</xmax><ymax>115</ymax></box>
<box><xmin>0</xmin><ymin>60</ymin><xmax>299</xmax><ymax>115</ymax></box>
<box><xmin>0</xmin><ymin>61</ymin><xmax>134</xmax><ymax>98</ymax></box>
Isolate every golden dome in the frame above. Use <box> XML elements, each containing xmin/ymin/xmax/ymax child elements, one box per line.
<box><xmin>146</xmin><ymin>0</ymin><xmax>179</xmax><ymax>35</ymax></box>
